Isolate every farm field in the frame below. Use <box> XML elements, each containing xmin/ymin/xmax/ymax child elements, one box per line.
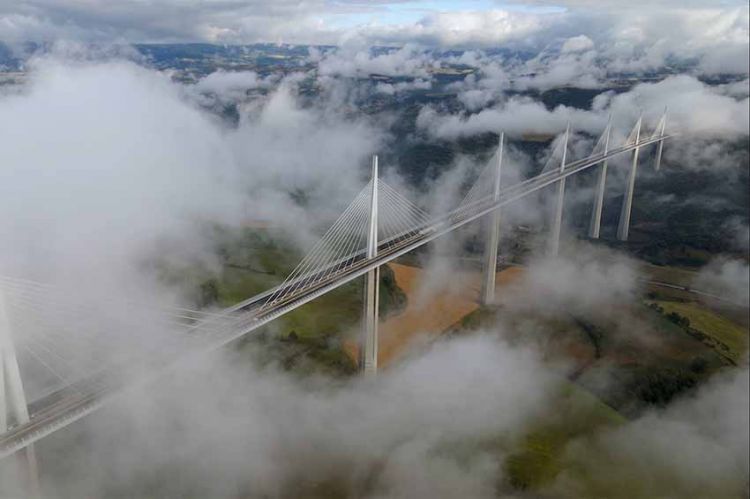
<box><xmin>344</xmin><ymin>263</ymin><xmax>525</xmax><ymax>367</ymax></box>
<box><xmin>648</xmin><ymin>299</ymin><xmax>748</xmax><ymax>364</ymax></box>
<box><xmin>504</xmin><ymin>380</ymin><xmax>626</xmax><ymax>492</ymax></box>
<box><xmin>642</xmin><ymin>263</ymin><xmax>698</xmax><ymax>287</ymax></box>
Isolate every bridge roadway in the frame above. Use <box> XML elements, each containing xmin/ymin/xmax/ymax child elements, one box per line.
<box><xmin>0</xmin><ymin>134</ymin><xmax>669</xmax><ymax>458</ymax></box>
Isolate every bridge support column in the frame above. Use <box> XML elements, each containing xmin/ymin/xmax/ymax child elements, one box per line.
<box><xmin>617</xmin><ymin>117</ymin><xmax>642</xmax><ymax>241</ymax></box>
<box><xmin>588</xmin><ymin>123</ymin><xmax>611</xmax><ymax>239</ymax></box>
<box><xmin>549</xmin><ymin>125</ymin><xmax>569</xmax><ymax>257</ymax></box>
<box><xmin>360</xmin><ymin>156</ymin><xmax>379</xmax><ymax>375</ymax></box>
<box><xmin>0</xmin><ymin>291</ymin><xmax>40</xmax><ymax>498</ymax></box>
<box><xmin>481</xmin><ymin>133</ymin><xmax>504</xmax><ymax>305</ymax></box>
<box><xmin>654</xmin><ymin>110</ymin><xmax>667</xmax><ymax>172</ymax></box>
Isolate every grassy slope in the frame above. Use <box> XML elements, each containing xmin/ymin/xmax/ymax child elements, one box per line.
<box><xmin>648</xmin><ymin>299</ymin><xmax>748</xmax><ymax>364</ymax></box>
<box><xmin>455</xmin><ymin>307</ymin><xmax>627</xmax><ymax>492</ymax></box>
<box><xmin>504</xmin><ymin>381</ymin><xmax>625</xmax><ymax>491</ymax></box>
<box><xmin>643</xmin><ymin>263</ymin><xmax>749</xmax><ymax>327</ymax></box>
<box><xmin>455</xmin><ymin>298</ymin><xmax>740</xmax><ymax>494</ymax></box>
<box><xmin>642</xmin><ymin>263</ymin><xmax>697</xmax><ymax>287</ymax></box>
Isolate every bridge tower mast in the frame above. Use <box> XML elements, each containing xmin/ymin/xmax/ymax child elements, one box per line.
<box><xmin>655</xmin><ymin>109</ymin><xmax>667</xmax><ymax>172</ymax></box>
<box><xmin>360</xmin><ymin>155</ymin><xmax>380</xmax><ymax>375</ymax></box>
<box><xmin>549</xmin><ymin>124</ymin><xmax>570</xmax><ymax>256</ymax></box>
<box><xmin>480</xmin><ymin>133</ymin><xmax>504</xmax><ymax>305</ymax></box>
<box><xmin>617</xmin><ymin>116</ymin><xmax>642</xmax><ymax>241</ymax></box>
<box><xmin>588</xmin><ymin>121</ymin><xmax>611</xmax><ymax>239</ymax></box>
<box><xmin>0</xmin><ymin>291</ymin><xmax>40</xmax><ymax>497</ymax></box>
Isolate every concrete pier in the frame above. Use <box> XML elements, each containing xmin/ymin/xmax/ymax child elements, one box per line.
<box><xmin>361</xmin><ymin>155</ymin><xmax>380</xmax><ymax>375</ymax></box>
<box><xmin>549</xmin><ymin>125</ymin><xmax>569</xmax><ymax>256</ymax></box>
<box><xmin>588</xmin><ymin>123</ymin><xmax>611</xmax><ymax>239</ymax></box>
<box><xmin>1</xmin><ymin>291</ymin><xmax>40</xmax><ymax>498</ymax></box>
<box><xmin>617</xmin><ymin>117</ymin><xmax>642</xmax><ymax>241</ymax></box>
<box><xmin>480</xmin><ymin>133</ymin><xmax>504</xmax><ymax>305</ymax></box>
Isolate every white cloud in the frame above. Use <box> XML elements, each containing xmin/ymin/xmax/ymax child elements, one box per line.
<box><xmin>416</xmin><ymin>95</ymin><xmax>606</xmax><ymax>139</ymax></box>
<box><xmin>316</xmin><ymin>44</ymin><xmax>437</xmax><ymax>78</ymax></box>
<box><xmin>552</xmin><ymin>367</ymin><xmax>750</xmax><ymax>498</ymax></box>
<box><xmin>561</xmin><ymin>34</ymin><xmax>594</xmax><ymax>53</ymax></box>
<box><xmin>384</xmin><ymin>9</ymin><xmax>553</xmax><ymax>47</ymax></box>
<box><xmin>501</xmin><ymin>244</ymin><xmax>641</xmax><ymax>318</ymax></box>
<box><xmin>1</xmin><ymin>334</ymin><xmax>561</xmax><ymax>498</ymax></box>
<box><xmin>515</xmin><ymin>48</ymin><xmax>604</xmax><ymax>90</ymax></box>
<box><xmin>0</xmin><ymin>59</ymin><xmax>242</xmax><ymax>285</ymax></box>
<box><xmin>0</xmin><ymin>56</ymin><xmax>384</xmax><ymax>300</ymax></box>
<box><xmin>607</xmin><ymin>75</ymin><xmax>750</xmax><ymax>137</ymax></box>
<box><xmin>375</xmin><ymin>78</ymin><xmax>431</xmax><ymax>95</ymax></box>
<box><xmin>600</xmin><ymin>7</ymin><xmax>750</xmax><ymax>75</ymax></box>
<box><xmin>447</xmin><ymin>60</ymin><xmax>509</xmax><ymax>110</ymax></box>
<box><xmin>417</xmin><ymin>75</ymin><xmax>749</xmax><ymax>140</ymax></box>
<box><xmin>194</xmin><ymin>70</ymin><xmax>266</xmax><ymax>95</ymax></box>
<box><xmin>0</xmin><ymin>4</ymin><xmax>746</xmax><ymax>79</ymax></box>
<box><xmin>693</xmin><ymin>258</ymin><xmax>750</xmax><ymax>306</ymax></box>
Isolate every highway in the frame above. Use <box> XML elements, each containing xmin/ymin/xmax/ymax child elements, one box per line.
<box><xmin>643</xmin><ymin>279</ymin><xmax>747</xmax><ymax>308</ymax></box>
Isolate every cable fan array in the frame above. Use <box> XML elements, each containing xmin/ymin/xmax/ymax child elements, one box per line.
<box><xmin>0</xmin><ymin>180</ymin><xmax>433</xmax><ymax>406</ymax></box>
<box><xmin>538</xmin><ymin>129</ymin><xmax>571</xmax><ymax>176</ymax></box>
<box><xmin>456</xmin><ymin>160</ymin><xmax>498</xmax><ymax>218</ymax></box>
<box><xmin>258</xmin><ymin>178</ymin><xmax>431</xmax><ymax>313</ymax></box>
<box><xmin>0</xmin><ymin>275</ymin><xmax>238</xmax><ymax>403</ymax></box>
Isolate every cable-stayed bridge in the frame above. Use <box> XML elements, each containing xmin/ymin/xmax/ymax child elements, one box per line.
<box><xmin>0</xmin><ymin>114</ymin><xmax>669</xmax><ymax>483</ymax></box>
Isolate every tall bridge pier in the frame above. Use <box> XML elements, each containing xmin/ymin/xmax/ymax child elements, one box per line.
<box><xmin>549</xmin><ymin>124</ymin><xmax>570</xmax><ymax>256</ymax></box>
<box><xmin>617</xmin><ymin>116</ymin><xmax>642</xmax><ymax>241</ymax></box>
<box><xmin>0</xmin><ymin>291</ymin><xmax>39</xmax><ymax>498</ymax></box>
<box><xmin>480</xmin><ymin>133</ymin><xmax>504</xmax><ymax>305</ymax></box>
<box><xmin>593</xmin><ymin>111</ymin><xmax>666</xmax><ymax>242</ymax></box>
<box><xmin>360</xmin><ymin>155</ymin><xmax>380</xmax><ymax>375</ymax></box>
<box><xmin>588</xmin><ymin>122</ymin><xmax>611</xmax><ymax>239</ymax></box>
<box><xmin>655</xmin><ymin>111</ymin><xmax>667</xmax><ymax>172</ymax></box>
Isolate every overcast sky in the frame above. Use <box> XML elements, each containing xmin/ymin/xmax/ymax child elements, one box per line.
<box><xmin>1</xmin><ymin>0</ymin><xmax>748</xmax><ymax>53</ymax></box>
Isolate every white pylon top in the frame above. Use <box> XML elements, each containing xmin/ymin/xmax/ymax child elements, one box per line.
<box><xmin>650</xmin><ymin>108</ymin><xmax>668</xmax><ymax>140</ymax></box>
<box><xmin>560</xmin><ymin>123</ymin><xmax>570</xmax><ymax>173</ymax></box>
<box><xmin>625</xmin><ymin>114</ymin><xmax>643</xmax><ymax>146</ymax></box>
<box><xmin>366</xmin><ymin>155</ymin><xmax>379</xmax><ymax>259</ymax></box>
<box><xmin>492</xmin><ymin>132</ymin><xmax>504</xmax><ymax>201</ymax></box>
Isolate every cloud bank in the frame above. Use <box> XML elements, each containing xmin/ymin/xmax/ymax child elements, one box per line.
<box><xmin>1</xmin><ymin>3</ymin><xmax>748</xmax><ymax>78</ymax></box>
<box><xmin>5</xmin><ymin>335</ymin><xmax>559</xmax><ymax>498</ymax></box>
<box><xmin>552</xmin><ymin>367</ymin><xmax>749</xmax><ymax>498</ymax></box>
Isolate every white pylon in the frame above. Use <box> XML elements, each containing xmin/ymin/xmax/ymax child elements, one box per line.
<box><xmin>588</xmin><ymin>121</ymin><xmax>612</xmax><ymax>239</ymax></box>
<box><xmin>480</xmin><ymin>133</ymin><xmax>504</xmax><ymax>305</ymax></box>
<box><xmin>654</xmin><ymin>109</ymin><xmax>667</xmax><ymax>171</ymax></box>
<box><xmin>549</xmin><ymin>124</ymin><xmax>569</xmax><ymax>256</ymax></box>
<box><xmin>360</xmin><ymin>155</ymin><xmax>380</xmax><ymax>375</ymax></box>
<box><xmin>0</xmin><ymin>290</ymin><xmax>40</xmax><ymax>498</ymax></box>
<box><xmin>617</xmin><ymin>116</ymin><xmax>642</xmax><ymax>241</ymax></box>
